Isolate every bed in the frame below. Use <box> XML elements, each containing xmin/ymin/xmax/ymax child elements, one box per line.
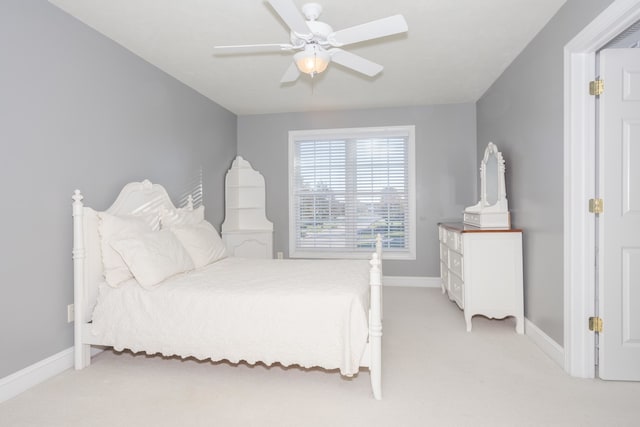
<box><xmin>71</xmin><ymin>180</ymin><xmax>383</xmax><ymax>399</ymax></box>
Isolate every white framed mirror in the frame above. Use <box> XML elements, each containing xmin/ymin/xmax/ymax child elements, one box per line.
<box><xmin>463</xmin><ymin>142</ymin><xmax>510</xmax><ymax>228</ymax></box>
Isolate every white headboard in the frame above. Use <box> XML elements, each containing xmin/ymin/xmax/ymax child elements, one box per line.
<box><xmin>72</xmin><ymin>180</ymin><xmax>184</xmax><ymax>323</ymax></box>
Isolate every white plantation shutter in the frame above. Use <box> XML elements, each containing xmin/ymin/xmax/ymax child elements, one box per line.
<box><xmin>289</xmin><ymin>126</ymin><xmax>415</xmax><ymax>260</ymax></box>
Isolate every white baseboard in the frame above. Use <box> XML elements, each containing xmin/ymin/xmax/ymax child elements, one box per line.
<box><xmin>383</xmin><ymin>276</ymin><xmax>441</xmax><ymax>288</ymax></box>
<box><xmin>0</xmin><ymin>346</ymin><xmax>103</xmax><ymax>403</ymax></box>
<box><xmin>525</xmin><ymin>318</ymin><xmax>565</xmax><ymax>369</ymax></box>
<box><xmin>0</xmin><ymin>348</ymin><xmax>73</xmax><ymax>403</ymax></box>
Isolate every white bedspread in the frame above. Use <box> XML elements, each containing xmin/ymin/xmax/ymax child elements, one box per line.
<box><xmin>90</xmin><ymin>257</ymin><xmax>371</xmax><ymax>376</ymax></box>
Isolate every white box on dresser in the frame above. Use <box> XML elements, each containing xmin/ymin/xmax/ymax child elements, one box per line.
<box><xmin>438</xmin><ymin>222</ymin><xmax>524</xmax><ymax>334</ymax></box>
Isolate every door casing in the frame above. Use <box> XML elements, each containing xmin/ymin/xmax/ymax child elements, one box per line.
<box><xmin>563</xmin><ymin>0</ymin><xmax>640</xmax><ymax>378</ymax></box>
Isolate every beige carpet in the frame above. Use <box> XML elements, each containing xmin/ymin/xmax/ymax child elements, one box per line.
<box><xmin>1</xmin><ymin>287</ymin><xmax>639</xmax><ymax>427</ymax></box>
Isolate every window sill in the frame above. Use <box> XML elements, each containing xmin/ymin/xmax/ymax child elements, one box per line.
<box><xmin>289</xmin><ymin>249</ymin><xmax>416</xmax><ymax>261</ymax></box>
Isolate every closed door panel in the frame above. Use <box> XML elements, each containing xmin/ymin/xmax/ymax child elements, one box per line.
<box><xmin>599</xmin><ymin>48</ymin><xmax>640</xmax><ymax>380</ymax></box>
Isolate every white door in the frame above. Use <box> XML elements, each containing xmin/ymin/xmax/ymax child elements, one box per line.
<box><xmin>598</xmin><ymin>48</ymin><xmax>640</xmax><ymax>380</ymax></box>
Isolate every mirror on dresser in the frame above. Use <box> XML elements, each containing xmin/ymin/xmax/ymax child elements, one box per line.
<box><xmin>463</xmin><ymin>142</ymin><xmax>510</xmax><ymax>228</ymax></box>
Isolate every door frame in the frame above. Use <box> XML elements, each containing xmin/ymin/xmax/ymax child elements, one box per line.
<box><xmin>564</xmin><ymin>0</ymin><xmax>640</xmax><ymax>378</ymax></box>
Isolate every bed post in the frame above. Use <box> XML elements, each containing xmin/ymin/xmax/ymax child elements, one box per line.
<box><xmin>369</xmin><ymin>236</ymin><xmax>383</xmax><ymax>400</ymax></box>
<box><xmin>376</xmin><ymin>234</ymin><xmax>383</xmax><ymax>320</ymax></box>
<box><xmin>72</xmin><ymin>190</ymin><xmax>90</xmax><ymax>369</ymax></box>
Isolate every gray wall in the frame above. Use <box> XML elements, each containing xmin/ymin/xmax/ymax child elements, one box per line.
<box><xmin>238</xmin><ymin>105</ymin><xmax>477</xmax><ymax>277</ymax></box>
<box><xmin>0</xmin><ymin>1</ymin><xmax>237</xmax><ymax>378</ymax></box>
<box><xmin>476</xmin><ymin>0</ymin><xmax>614</xmax><ymax>344</ymax></box>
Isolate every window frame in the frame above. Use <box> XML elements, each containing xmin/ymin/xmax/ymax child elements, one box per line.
<box><xmin>288</xmin><ymin>125</ymin><xmax>416</xmax><ymax>260</ymax></box>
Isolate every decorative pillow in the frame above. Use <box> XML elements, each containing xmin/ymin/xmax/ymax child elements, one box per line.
<box><xmin>170</xmin><ymin>221</ymin><xmax>227</xmax><ymax>269</ymax></box>
<box><xmin>98</xmin><ymin>212</ymin><xmax>158</xmax><ymax>287</ymax></box>
<box><xmin>110</xmin><ymin>229</ymin><xmax>195</xmax><ymax>289</ymax></box>
<box><xmin>160</xmin><ymin>205</ymin><xmax>205</xmax><ymax>228</ymax></box>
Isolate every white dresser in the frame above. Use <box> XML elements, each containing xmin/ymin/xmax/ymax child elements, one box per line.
<box><xmin>438</xmin><ymin>222</ymin><xmax>524</xmax><ymax>334</ymax></box>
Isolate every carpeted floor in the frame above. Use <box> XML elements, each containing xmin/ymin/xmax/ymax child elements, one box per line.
<box><xmin>1</xmin><ymin>287</ymin><xmax>639</xmax><ymax>426</ymax></box>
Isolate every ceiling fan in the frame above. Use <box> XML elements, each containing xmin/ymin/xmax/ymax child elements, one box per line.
<box><xmin>213</xmin><ymin>0</ymin><xmax>408</xmax><ymax>83</ymax></box>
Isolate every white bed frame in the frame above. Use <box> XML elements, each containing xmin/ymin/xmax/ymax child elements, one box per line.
<box><xmin>71</xmin><ymin>180</ymin><xmax>383</xmax><ymax>399</ymax></box>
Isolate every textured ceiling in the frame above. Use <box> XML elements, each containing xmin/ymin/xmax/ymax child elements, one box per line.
<box><xmin>48</xmin><ymin>0</ymin><xmax>566</xmax><ymax>115</ymax></box>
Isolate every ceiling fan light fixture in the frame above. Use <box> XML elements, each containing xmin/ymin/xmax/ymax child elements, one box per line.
<box><xmin>294</xmin><ymin>44</ymin><xmax>330</xmax><ymax>76</ymax></box>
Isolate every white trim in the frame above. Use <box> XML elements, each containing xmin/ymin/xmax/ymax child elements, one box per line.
<box><xmin>0</xmin><ymin>347</ymin><xmax>103</xmax><ymax>403</ymax></box>
<box><xmin>0</xmin><ymin>348</ymin><xmax>73</xmax><ymax>403</ymax></box>
<box><xmin>383</xmin><ymin>276</ymin><xmax>441</xmax><ymax>288</ymax></box>
<box><xmin>563</xmin><ymin>0</ymin><xmax>640</xmax><ymax>378</ymax></box>
<box><xmin>525</xmin><ymin>318</ymin><xmax>565</xmax><ymax>369</ymax></box>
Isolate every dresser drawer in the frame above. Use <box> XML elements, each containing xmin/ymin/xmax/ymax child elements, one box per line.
<box><xmin>454</xmin><ymin>231</ymin><xmax>463</xmax><ymax>254</ymax></box>
<box><xmin>439</xmin><ymin>226</ymin><xmax>447</xmax><ymax>244</ymax></box>
<box><xmin>449</xmin><ymin>250</ymin><xmax>463</xmax><ymax>278</ymax></box>
<box><xmin>440</xmin><ymin>262</ymin><xmax>449</xmax><ymax>288</ymax></box>
<box><xmin>446</xmin><ymin>230</ymin><xmax>456</xmax><ymax>249</ymax></box>
<box><xmin>440</xmin><ymin>243</ymin><xmax>449</xmax><ymax>265</ymax></box>
<box><xmin>446</xmin><ymin>230</ymin><xmax>463</xmax><ymax>254</ymax></box>
<box><xmin>449</xmin><ymin>272</ymin><xmax>464</xmax><ymax>308</ymax></box>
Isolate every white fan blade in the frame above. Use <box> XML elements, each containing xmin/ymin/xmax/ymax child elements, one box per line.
<box><xmin>329</xmin><ymin>49</ymin><xmax>383</xmax><ymax>77</ymax></box>
<box><xmin>280</xmin><ymin>62</ymin><xmax>301</xmax><ymax>83</ymax></box>
<box><xmin>330</xmin><ymin>15</ymin><xmax>408</xmax><ymax>47</ymax></box>
<box><xmin>268</xmin><ymin>0</ymin><xmax>312</xmax><ymax>38</ymax></box>
<box><xmin>214</xmin><ymin>43</ymin><xmax>295</xmax><ymax>54</ymax></box>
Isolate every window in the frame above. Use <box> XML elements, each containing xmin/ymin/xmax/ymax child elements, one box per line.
<box><xmin>288</xmin><ymin>126</ymin><xmax>416</xmax><ymax>260</ymax></box>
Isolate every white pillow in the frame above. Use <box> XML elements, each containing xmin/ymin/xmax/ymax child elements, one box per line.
<box><xmin>170</xmin><ymin>221</ymin><xmax>227</xmax><ymax>269</ymax></box>
<box><xmin>110</xmin><ymin>229</ymin><xmax>195</xmax><ymax>289</ymax></box>
<box><xmin>160</xmin><ymin>205</ymin><xmax>204</xmax><ymax>228</ymax></box>
<box><xmin>98</xmin><ymin>212</ymin><xmax>158</xmax><ymax>287</ymax></box>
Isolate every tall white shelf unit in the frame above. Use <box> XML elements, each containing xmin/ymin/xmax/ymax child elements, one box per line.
<box><xmin>222</xmin><ymin>156</ymin><xmax>273</xmax><ymax>259</ymax></box>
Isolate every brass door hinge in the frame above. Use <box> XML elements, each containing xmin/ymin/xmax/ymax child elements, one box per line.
<box><xmin>589</xmin><ymin>198</ymin><xmax>604</xmax><ymax>214</ymax></box>
<box><xmin>589</xmin><ymin>316</ymin><xmax>603</xmax><ymax>333</ymax></box>
<box><xmin>589</xmin><ymin>79</ymin><xmax>604</xmax><ymax>96</ymax></box>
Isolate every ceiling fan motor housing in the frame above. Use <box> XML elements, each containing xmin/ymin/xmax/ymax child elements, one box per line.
<box><xmin>290</xmin><ymin>19</ymin><xmax>333</xmax><ymax>46</ymax></box>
